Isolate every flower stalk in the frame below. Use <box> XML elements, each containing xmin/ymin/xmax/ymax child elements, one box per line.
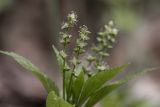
<box><xmin>60</xmin><ymin>11</ymin><xmax>77</xmax><ymax>100</ymax></box>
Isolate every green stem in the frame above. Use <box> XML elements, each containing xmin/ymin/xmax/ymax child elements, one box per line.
<box><xmin>62</xmin><ymin>58</ymin><xmax>66</xmax><ymax>100</ymax></box>
<box><xmin>67</xmin><ymin>65</ymin><xmax>75</xmax><ymax>102</ymax></box>
<box><xmin>62</xmin><ymin>45</ymin><xmax>67</xmax><ymax>100</ymax></box>
<box><xmin>67</xmin><ymin>45</ymin><xmax>81</xmax><ymax>102</ymax></box>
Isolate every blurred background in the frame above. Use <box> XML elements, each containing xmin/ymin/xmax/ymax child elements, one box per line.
<box><xmin>0</xmin><ymin>0</ymin><xmax>160</xmax><ymax>107</ymax></box>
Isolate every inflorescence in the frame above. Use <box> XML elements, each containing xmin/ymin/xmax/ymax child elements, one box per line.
<box><xmin>59</xmin><ymin>11</ymin><xmax>118</xmax><ymax>101</ymax></box>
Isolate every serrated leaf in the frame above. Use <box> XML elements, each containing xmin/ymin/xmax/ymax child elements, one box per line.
<box><xmin>72</xmin><ymin>70</ymin><xmax>85</xmax><ymax>104</ymax></box>
<box><xmin>85</xmin><ymin>82</ymin><xmax>122</xmax><ymax>107</ymax></box>
<box><xmin>0</xmin><ymin>51</ymin><xmax>59</xmax><ymax>95</ymax></box>
<box><xmin>46</xmin><ymin>91</ymin><xmax>74</xmax><ymax>107</ymax></box>
<box><xmin>77</xmin><ymin>64</ymin><xmax>128</xmax><ymax>106</ymax></box>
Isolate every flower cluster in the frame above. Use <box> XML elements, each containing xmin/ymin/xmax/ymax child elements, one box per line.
<box><xmin>58</xmin><ymin>11</ymin><xmax>118</xmax><ymax>102</ymax></box>
<box><xmin>58</xmin><ymin>12</ymin><xmax>78</xmax><ymax>100</ymax></box>
<box><xmin>93</xmin><ymin>21</ymin><xmax>118</xmax><ymax>58</ymax></box>
<box><xmin>60</xmin><ymin>11</ymin><xmax>77</xmax><ymax>47</ymax></box>
<box><xmin>74</xmin><ymin>25</ymin><xmax>91</xmax><ymax>56</ymax></box>
<box><xmin>1</xmin><ymin>11</ymin><xmax>152</xmax><ymax>107</ymax></box>
<box><xmin>61</xmin><ymin>11</ymin><xmax>77</xmax><ymax>30</ymax></box>
<box><xmin>89</xmin><ymin>21</ymin><xmax>118</xmax><ymax>71</ymax></box>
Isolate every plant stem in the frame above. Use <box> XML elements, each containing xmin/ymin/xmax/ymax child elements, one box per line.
<box><xmin>62</xmin><ymin>45</ymin><xmax>67</xmax><ymax>100</ymax></box>
<box><xmin>62</xmin><ymin>57</ymin><xmax>66</xmax><ymax>100</ymax></box>
<box><xmin>67</xmin><ymin>65</ymin><xmax>75</xmax><ymax>102</ymax></box>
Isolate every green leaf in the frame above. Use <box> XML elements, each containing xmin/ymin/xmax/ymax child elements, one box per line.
<box><xmin>72</xmin><ymin>70</ymin><xmax>85</xmax><ymax>104</ymax></box>
<box><xmin>65</xmin><ymin>70</ymin><xmax>72</xmax><ymax>97</ymax></box>
<box><xmin>52</xmin><ymin>45</ymin><xmax>63</xmax><ymax>70</ymax></box>
<box><xmin>0</xmin><ymin>51</ymin><xmax>59</xmax><ymax>95</ymax></box>
<box><xmin>85</xmin><ymin>67</ymin><xmax>159</xmax><ymax>107</ymax></box>
<box><xmin>52</xmin><ymin>45</ymin><xmax>70</xmax><ymax>73</ymax></box>
<box><xmin>85</xmin><ymin>82</ymin><xmax>122</xmax><ymax>107</ymax></box>
<box><xmin>119</xmin><ymin>67</ymin><xmax>159</xmax><ymax>84</ymax></box>
<box><xmin>77</xmin><ymin>64</ymin><xmax>128</xmax><ymax>106</ymax></box>
<box><xmin>46</xmin><ymin>91</ymin><xmax>74</xmax><ymax>107</ymax></box>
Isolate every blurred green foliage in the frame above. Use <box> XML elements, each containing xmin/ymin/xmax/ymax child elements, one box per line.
<box><xmin>101</xmin><ymin>88</ymin><xmax>160</xmax><ymax>107</ymax></box>
<box><xmin>103</xmin><ymin>0</ymin><xmax>140</xmax><ymax>31</ymax></box>
<box><xmin>112</xmin><ymin>8</ymin><xmax>139</xmax><ymax>31</ymax></box>
<box><xmin>0</xmin><ymin>0</ymin><xmax>13</xmax><ymax>12</ymax></box>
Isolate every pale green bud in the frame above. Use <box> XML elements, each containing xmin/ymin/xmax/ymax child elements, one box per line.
<box><xmin>112</xmin><ymin>28</ymin><xmax>118</xmax><ymax>35</ymax></box>
<box><xmin>59</xmin><ymin>50</ymin><xmax>67</xmax><ymax>58</ymax></box>
<box><xmin>87</xmin><ymin>55</ymin><xmax>96</xmax><ymax>62</ymax></box>
<box><xmin>97</xmin><ymin>65</ymin><xmax>107</xmax><ymax>71</ymax></box>
<box><xmin>109</xmin><ymin>20</ymin><xmax>114</xmax><ymax>27</ymax></box>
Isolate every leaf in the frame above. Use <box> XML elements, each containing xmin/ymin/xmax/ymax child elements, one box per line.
<box><xmin>85</xmin><ymin>67</ymin><xmax>159</xmax><ymax>107</ymax></box>
<box><xmin>119</xmin><ymin>67</ymin><xmax>159</xmax><ymax>84</ymax></box>
<box><xmin>65</xmin><ymin>70</ymin><xmax>72</xmax><ymax>98</ymax></box>
<box><xmin>52</xmin><ymin>45</ymin><xmax>70</xmax><ymax>73</ymax></box>
<box><xmin>84</xmin><ymin>82</ymin><xmax>122</xmax><ymax>107</ymax></box>
<box><xmin>0</xmin><ymin>51</ymin><xmax>59</xmax><ymax>95</ymax></box>
<box><xmin>77</xmin><ymin>64</ymin><xmax>128</xmax><ymax>106</ymax></box>
<box><xmin>46</xmin><ymin>91</ymin><xmax>74</xmax><ymax>107</ymax></box>
<box><xmin>72</xmin><ymin>70</ymin><xmax>85</xmax><ymax>104</ymax></box>
<box><xmin>52</xmin><ymin>45</ymin><xmax>63</xmax><ymax>70</ymax></box>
